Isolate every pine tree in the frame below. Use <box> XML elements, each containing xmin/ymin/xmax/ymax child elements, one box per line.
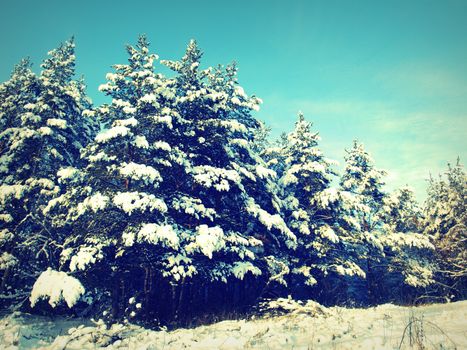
<box><xmin>340</xmin><ymin>140</ymin><xmax>386</xmax><ymax>230</ymax></box>
<box><xmin>382</xmin><ymin>186</ymin><xmax>423</xmax><ymax>233</ymax></box>
<box><xmin>424</xmin><ymin>159</ymin><xmax>466</xmax><ymax>299</ymax></box>
<box><xmin>339</xmin><ymin>141</ymin><xmax>388</xmax><ymax>303</ymax></box>
<box><xmin>162</xmin><ymin>39</ymin><xmax>297</xmax><ymax>314</ymax></box>
<box><xmin>340</xmin><ymin>143</ymin><xmax>435</xmax><ymax>303</ymax></box>
<box><xmin>161</xmin><ymin>39</ymin><xmax>296</xmax><ymax>276</ymax></box>
<box><xmin>0</xmin><ymin>58</ymin><xmax>40</xmax><ymax>300</ymax></box>
<box><xmin>43</xmin><ymin>35</ymin><xmax>181</xmax><ymax>318</ymax></box>
<box><xmin>0</xmin><ymin>39</ymin><xmax>97</xmax><ymax>308</ymax></box>
<box><xmin>267</xmin><ymin>113</ymin><xmax>364</xmax><ymax>303</ymax></box>
<box><xmin>44</xmin><ymin>37</ymin><xmax>296</xmax><ymax>322</ymax></box>
<box><xmin>378</xmin><ymin>186</ymin><xmax>435</xmax><ymax>302</ymax></box>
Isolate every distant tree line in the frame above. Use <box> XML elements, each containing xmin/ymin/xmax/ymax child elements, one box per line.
<box><xmin>0</xmin><ymin>36</ymin><xmax>465</xmax><ymax>327</ymax></box>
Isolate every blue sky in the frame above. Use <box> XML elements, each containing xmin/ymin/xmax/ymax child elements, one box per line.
<box><xmin>1</xmin><ymin>0</ymin><xmax>466</xmax><ymax>200</ymax></box>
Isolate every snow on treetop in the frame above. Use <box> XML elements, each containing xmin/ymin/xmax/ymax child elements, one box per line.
<box><xmin>0</xmin><ymin>252</ymin><xmax>17</xmax><ymax>270</ymax></box>
<box><xmin>382</xmin><ymin>232</ymin><xmax>435</xmax><ymax>250</ymax></box>
<box><xmin>57</xmin><ymin>167</ymin><xmax>79</xmax><ymax>182</ymax></box>
<box><xmin>256</xmin><ymin>165</ymin><xmax>276</xmax><ymax>179</ymax></box>
<box><xmin>114</xmin><ymin>117</ymin><xmax>138</xmax><ymax>127</ymax></box>
<box><xmin>153</xmin><ymin>141</ymin><xmax>171</xmax><ymax>151</ymax></box>
<box><xmin>313</xmin><ymin>187</ymin><xmax>340</xmax><ymax>209</ymax></box>
<box><xmin>334</xmin><ymin>261</ymin><xmax>366</xmax><ymax>278</ymax></box>
<box><xmin>46</xmin><ymin>118</ymin><xmax>67</xmax><ymax>129</ymax></box>
<box><xmin>139</xmin><ymin>93</ymin><xmax>160</xmax><ymax>107</ymax></box>
<box><xmin>134</xmin><ymin>135</ymin><xmax>149</xmax><ymax>149</ymax></box>
<box><xmin>234</xmin><ymin>85</ymin><xmax>247</xmax><ymax>97</ymax></box>
<box><xmin>87</xmin><ymin>151</ymin><xmax>116</xmax><ymax>163</ymax></box>
<box><xmin>171</xmin><ymin>195</ymin><xmax>216</xmax><ymax>221</ymax></box>
<box><xmin>74</xmin><ymin>192</ymin><xmax>109</xmax><ymax>219</ymax></box>
<box><xmin>0</xmin><ymin>184</ymin><xmax>26</xmax><ymax>205</ymax></box>
<box><xmin>318</xmin><ymin>225</ymin><xmax>339</xmax><ymax>243</ymax></box>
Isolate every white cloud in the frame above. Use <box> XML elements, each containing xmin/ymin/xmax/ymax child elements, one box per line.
<box><xmin>375</xmin><ymin>63</ymin><xmax>467</xmax><ymax>98</ymax></box>
<box><xmin>259</xmin><ymin>94</ymin><xmax>466</xmax><ymax>201</ymax></box>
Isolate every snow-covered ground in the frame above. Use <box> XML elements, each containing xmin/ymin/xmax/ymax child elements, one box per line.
<box><xmin>1</xmin><ymin>299</ymin><xmax>466</xmax><ymax>349</ymax></box>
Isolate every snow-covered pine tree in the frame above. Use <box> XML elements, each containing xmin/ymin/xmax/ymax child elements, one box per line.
<box><xmin>340</xmin><ymin>140</ymin><xmax>387</xmax><ymax>230</ymax></box>
<box><xmin>424</xmin><ymin>159</ymin><xmax>466</xmax><ymax>299</ymax></box>
<box><xmin>378</xmin><ymin>186</ymin><xmax>436</xmax><ymax>302</ymax></box>
<box><xmin>42</xmin><ymin>35</ymin><xmax>181</xmax><ymax>319</ymax></box>
<box><xmin>339</xmin><ymin>140</ymin><xmax>387</xmax><ymax>303</ymax></box>
<box><xmin>267</xmin><ymin>113</ymin><xmax>363</xmax><ymax>303</ymax></box>
<box><xmin>0</xmin><ymin>58</ymin><xmax>38</xmax><ymax>131</ymax></box>
<box><xmin>43</xmin><ymin>37</ymin><xmax>296</xmax><ymax>323</ymax></box>
<box><xmin>340</xmin><ymin>142</ymin><xmax>435</xmax><ymax>303</ymax></box>
<box><xmin>0</xmin><ymin>58</ymin><xmax>40</xmax><ymax>303</ymax></box>
<box><xmin>0</xmin><ymin>39</ymin><xmax>97</xmax><ymax>309</ymax></box>
<box><xmin>160</xmin><ymin>39</ymin><xmax>296</xmax><ymax>317</ymax></box>
<box><xmin>382</xmin><ymin>186</ymin><xmax>423</xmax><ymax>233</ymax></box>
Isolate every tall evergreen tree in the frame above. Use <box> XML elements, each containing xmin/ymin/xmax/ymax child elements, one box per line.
<box><xmin>43</xmin><ymin>35</ymin><xmax>182</xmax><ymax>318</ymax></box>
<box><xmin>339</xmin><ymin>141</ymin><xmax>388</xmax><ymax>303</ymax></box>
<box><xmin>0</xmin><ymin>39</ymin><xmax>97</xmax><ymax>308</ymax></box>
<box><xmin>424</xmin><ymin>159</ymin><xmax>466</xmax><ymax>299</ymax></box>
<box><xmin>44</xmin><ymin>37</ymin><xmax>296</xmax><ymax>322</ymax></box>
<box><xmin>0</xmin><ymin>58</ymin><xmax>40</xmax><ymax>301</ymax></box>
<box><xmin>161</xmin><ymin>39</ymin><xmax>297</xmax><ymax>282</ymax></box>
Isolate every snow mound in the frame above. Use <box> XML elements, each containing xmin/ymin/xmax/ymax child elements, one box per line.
<box><xmin>256</xmin><ymin>297</ymin><xmax>329</xmax><ymax>318</ymax></box>
<box><xmin>30</xmin><ymin>268</ymin><xmax>85</xmax><ymax>308</ymax></box>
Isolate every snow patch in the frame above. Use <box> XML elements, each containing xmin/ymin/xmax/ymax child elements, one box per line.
<box><xmin>30</xmin><ymin>269</ymin><xmax>84</xmax><ymax>308</ymax></box>
<box><xmin>119</xmin><ymin>162</ymin><xmax>161</xmax><ymax>185</ymax></box>
<box><xmin>46</xmin><ymin>118</ymin><xmax>67</xmax><ymax>129</ymax></box>
<box><xmin>95</xmin><ymin>126</ymin><xmax>130</xmax><ymax>143</ymax></box>
<box><xmin>231</xmin><ymin>261</ymin><xmax>261</xmax><ymax>280</ymax></box>
<box><xmin>193</xmin><ymin>225</ymin><xmax>225</xmax><ymax>259</ymax></box>
<box><xmin>134</xmin><ymin>135</ymin><xmax>149</xmax><ymax>149</ymax></box>
<box><xmin>138</xmin><ymin>223</ymin><xmax>179</xmax><ymax>249</ymax></box>
<box><xmin>113</xmin><ymin>191</ymin><xmax>167</xmax><ymax>215</ymax></box>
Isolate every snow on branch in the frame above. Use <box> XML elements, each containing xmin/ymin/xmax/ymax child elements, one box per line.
<box><xmin>30</xmin><ymin>268</ymin><xmax>85</xmax><ymax>308</ymax></box>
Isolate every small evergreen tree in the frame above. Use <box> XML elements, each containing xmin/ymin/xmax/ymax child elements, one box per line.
<box><xmin>424</xmin><ymin>159</ymin><xmax>466</xmax><ymax>299</ymax></box>
<box><xmin>267</xmin><ymin>113</ymin><xmax>365</xmax><ymax>303</ymax></box>
<box><xmin>378</xmin><ymin>186</ymin><xmax>436</xmax><ymax>302</ymax></box>
<box><xmin>340</xmin><ymin>140</ymin><xmax>386</xmax><ymax>230</ymax></box>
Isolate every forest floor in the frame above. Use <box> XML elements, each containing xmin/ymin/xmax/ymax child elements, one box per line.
<box><xmin>0</xmin><ymin>299</ymin><xmax>466</xmax><ymax>349</ymax></box>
